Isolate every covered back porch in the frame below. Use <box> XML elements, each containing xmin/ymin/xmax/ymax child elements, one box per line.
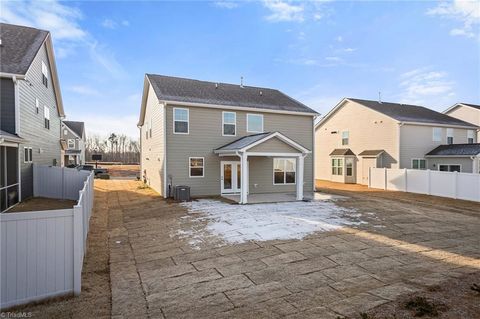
<box><xmin>214</xmin><ymin>132</ymin><xmax>311</xmax><ymax>204</ymax></box>
<box><xmin>0</xmin><ymin>130</ymin><xmax>24</xmax><ymax>212</ymax></box>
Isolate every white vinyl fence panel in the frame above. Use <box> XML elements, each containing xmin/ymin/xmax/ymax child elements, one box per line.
<box><xmin>1</xmin><ymin>166</ymin><xmax>94</xmax><ymax>309</ymax></box>
<box><xmin>33</xmin><ymin>165</ymin><xmax>90</xmax><ymax>200</ymax></box>
<box><xmin>369</xmin><ymin>168</ymin><xmax>480</xmax><ymax>202</ymax></box>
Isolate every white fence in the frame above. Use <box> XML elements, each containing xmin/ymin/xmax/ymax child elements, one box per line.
<box><xmin>369</xmin><ymin>168</ymin><xmax>480</xmax><ymax>202</ymax></box>
<box><xmin>33</xmin><ymin>164</ymin><xmax>91</xmax><ymax>200</ymax></box>
<box><xmin>0</xmin><ymin>166</ymin><xmax>94</xmax><ymax>309</ymax></box>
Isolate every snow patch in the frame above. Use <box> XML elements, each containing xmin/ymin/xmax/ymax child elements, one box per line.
<box><xmin>175</xmin><ymin>198</ymin><xmax>367</xmax><ymax>247</ymax></box>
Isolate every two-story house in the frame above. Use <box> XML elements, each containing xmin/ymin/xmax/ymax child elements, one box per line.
<box><xmin>61</xmin><ymin>120</ymin><xmax>86</xmax><ymax>166</ymax></box>
<box><xmin>315</xmin><ymin>98</ymin><xmax>479</xmax><ymax>185</ymax></box>
<box><xmin>0</xmin><ymin>23</ymin><xmax>65</xmax><ymax>211</ymax></box>
<box><xmin>138</xmin><ymin>74</ymin><xmax>318</xmax><ymax>204</ymax></box>
<box><xmin>444</xmin><ymin>103</ymin><xmax>480</xmax><ymax>140</ymax></box>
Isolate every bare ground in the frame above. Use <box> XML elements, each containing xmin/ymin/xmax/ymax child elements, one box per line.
<box><xmin>8</xmin><ymin>197</ymin><xmax>76</xmax><ymax>212</ymax></box>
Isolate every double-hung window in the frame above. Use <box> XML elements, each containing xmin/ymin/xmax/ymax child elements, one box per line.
<box><xmin>68</xmin><ymin>139</ymin><xmax>75</xmax><ymax>149</ymax></box>
<box><xmin>35</xmin><ymin>98</ymin><xmax>39</xmax><ymax>114</ymax></box>
<box><xmin>446</xmin><ymin>128</ymin><xmax>454</xmax><ymax>144</ymax></box>
<box><xmin>433</xmin><ymin>127</ymin><xmax>442</xmax><ymax>142</ymax></box>
<box><xmin>412</xmin><ymin>158</ymin><xmax>426</xmax><ymax>170</ymax></box>
<box><xmin>174</xmin><ymin>108</ymin><xmax>189</xmax><ymax>134</ymax></box>
<box><xmin>273</xmin><ymin>158</ymin><xmax>296</xmax><ymax>185</ymax></box>
<box><xmin>41</xmin><ymin>61</ymin><xmax>48</xmax><ymax>88</ymax></box>
<box><xmin>222</xmin><ymin>112</ymin><xmax>236</xmax><ymax>136</ymax></box>
<box><xmin>44</xmin><ymin>106</ymin><xmax>50</xmax><ymax>129</ymax></box>
<box><xmin>189</xmin><ymin>157</ymin><xmax>204</xmax><ymax>177</ymax></box>
<box><xmin>345</xmin><ymin>158</ymin><xmax>353</xmax><ymax>176</ymax></box>
<box><xmin>467</xmin><ymin>130</ymin><xmax>475</xmax><ymax>144</ymax></box>
<box><xmin>247</xmin><ymin>114</ymin><xmax>263</xmax><ymax>133</ymax></box>
<box><xmin>342</xmin><ymin>131</ymin><xmax>349</xmax><ymax>145</ymax></box>
<box><xmin>331</xmin><ymin>158</ymin><xmax>343</xmax><ymax>175</ymax></box>
<box><xmin>149</xmin><ymin>118</ymin><xmax>153</xmax><ymax>138</ymax></box>
<box><xmin>24</xmin><ymin>147</ymin><xmax>33</xmax><ymax>163</ymax></box>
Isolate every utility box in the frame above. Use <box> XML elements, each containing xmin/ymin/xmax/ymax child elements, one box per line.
<box><xmin>174</xmin><ymin>185</ymin><xmax>191</xmax><ymax>202</ymax></box>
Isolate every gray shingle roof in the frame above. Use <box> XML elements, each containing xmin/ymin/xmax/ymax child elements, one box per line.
<box><xmin>215</xmin><ymin>132</ymin><xmax>272</xmax><ymax>151</ymax></box>
<box><xmin>147</xmin><ymin>74</ymin><xmax>318</xmax><ymax>114</ymax></box>
<box><xmin>0</xmin><ymin>23</ymin><xmax>49</xmax><ymax>74</ymax></box>
<box><xmin>329</xmin><ymin>149</ymin><xmax>355</xmax><ymax>156</ymax></box>
<box><xmin>349</xmin><ymin>98</ymin><xmax>477</xmax><ymax>127</ymax></box>
<box><xmin>358</xmin><ymin>150</ymin><xmax>384</xmax><ymax>157</ymax></box>
<box><xmin>425</xmin><ymin>144</ymin><xmax>480</xmax><ymax>156</ymax></box>
<box><xmin>64</xmin><ymin>121</ymin><xmax>85</xmax><ymax>138</ymax></box>
<box><xmin>0</xmin><ymin>129</ymin><xmax>25</xmax><ymax>142</ymax></box>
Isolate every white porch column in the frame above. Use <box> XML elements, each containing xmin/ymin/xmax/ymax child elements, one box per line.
<box><xmin>296</xmin><ymin>155</ymin><xmax>304</xmax><ymax>200</ymax></box>
<box><xmin>240</xmin><ymin>153</ymin><xmax>249</xmax><ymax>204</ymax></box>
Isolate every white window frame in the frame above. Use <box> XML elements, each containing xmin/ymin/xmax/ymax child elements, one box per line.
<box><xmin>446</xmin><ymin>128</ymin><xmax>454</xmax><ymax>144</ymax></box>
<box><xmin>345</xmin><ymin>157</ymin><xmax>353</xmax><ymax>176</ymax></box>
<box><xmin>412</xmin><ymin>158</ymin><xmax>426</xmax><ymax>170</ymax></box>
<box><xmin>331</xmin><ymin>157</ymin><xmax>344</xmax><ymax>176</ymax></box>
<box><xmin>35</xmin><ymin>98</ymin><xmax>39</xmax><ymax>114</ymax></box>
<box><xmin>44</xmin><ymin>106</ymin><xmax>50</xmax><ymax>129</ymax></box>
<box><xmin>342</xmin><ymin>131</ymin><xmax>349</xmax><ymax>146</ymax></box>
<box><xmin>438</xmin><ymin>164</ymin><xmax>461</xmax><ymax>172</ymax></box>
<box><xmin>41</xmin><ymin>61</ymin><xmax>48</xmax><ymax>87</ymax></box>
<box><xmin>433</xmin><ymin>127</ymin><xmax>442</xmax><ymax>142</ymax></box>
<box><xmin>63</xmin><ymin>129</ymin><xmax>68</xmax><ymax>136</ymax></box>
<box><xmin>149</xmin><ymin>118</ymin><xmax>153</xmax><ymax>138</ymax></box>
<box><xmin>467</xmin><ymin>130</ymin><xmax>475</xmax><ymax>144</ymax></box>
<box><xmin>246</xmin><ymin>114</ymin><xmax>264</xmax><ymax>133</ymax></box>
<box><xmin>24</xmin><ymin>147</ymin><xmax>33</xmax><ymax>163</ymax></box>
<box><xmin>173</xmin><ymin>107</ymin><xmax>189</xmax><ymax>134</ymax></box>
<box><xmin>222</xmin><ymin>111</ymin><xmax>236</xmax><ymax>136</ymax></box>
<box><xmin>273</xmin><ymin>158</ymin><xmax>296</xmax><ymax>185</ymax></box>
<box><xmin>67</xmin><ymin>139</ymin><xmax>75</xmax><ymax>149</ymax></box>
<box><xmin>189</xmin><ymin>157</ymin><xmax>204</xmax><ymax>178</ymax></box>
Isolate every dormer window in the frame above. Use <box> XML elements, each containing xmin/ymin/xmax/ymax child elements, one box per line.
<box><xmin>41</xmin><ymin>61</ymin><xmax>49</xmax><ymax>88</ymax></box>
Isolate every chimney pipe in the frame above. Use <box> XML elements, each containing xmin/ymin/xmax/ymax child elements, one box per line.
<box><xmin>240</xmin><ymin>76</ymin><xmax>244</xmax><ymax>88</ymax></box>
<box><xmin>378</xmin><ymin>91</ymin><xmax>382</xmax><ymax>104</ymax></box>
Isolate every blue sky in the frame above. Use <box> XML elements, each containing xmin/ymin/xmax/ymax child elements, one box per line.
<box><xmin>2</xmin><ymin>0</ymin><xmax>479</xmax><ymax>138</ymax></box>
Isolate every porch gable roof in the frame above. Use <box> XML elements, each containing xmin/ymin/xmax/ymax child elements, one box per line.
<box><xmin>214</xmin><ymin>131</ymin><xmax>310</xmax><ymax>154</ymax></box>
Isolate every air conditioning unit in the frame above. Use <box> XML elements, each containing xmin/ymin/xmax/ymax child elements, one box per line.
<box><xmin>174</xmin><ymin>185</ymin><xmax>191</xmax><ymax>202</ymax></box>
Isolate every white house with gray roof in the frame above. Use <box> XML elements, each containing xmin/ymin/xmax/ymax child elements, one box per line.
<box><xmin>0</xmin><ymin>23</ymin><xmax>65</xmax><ymax>212</ymax></box>
<box><xmin>138</xmin><ymin>74</ymin><xmax>318</xmax><ymax>203</ymax></box>
<box><xmin>444</xmin><ymin>102</ymin><xmax>480</xmax><ymax>141</ymax></box>
<box><xmin>315</xmin><ymin>98</ymin><xmax>479</xmax><ymax>185</ymax></box>
<box><xmin>61</xmin><ymin>120</ymin><xmax>86</xmax><ymax>166</ymax></box>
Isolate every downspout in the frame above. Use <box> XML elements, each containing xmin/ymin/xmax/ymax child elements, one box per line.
<box><xmin>397</xmin><ymin>122</ymin><xmax>404</xmax><ymax>169</ymax></box>
<box><xmin>13</xmin><ymin>75</ymin><xmax>22</xmax><ymax>201</ymax></box>
<box><xmin>163</xmin><ymin>102</ymin><xmax>168</xmax><ymax>198</ymax></box>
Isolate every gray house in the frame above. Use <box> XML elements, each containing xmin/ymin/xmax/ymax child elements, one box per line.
<box><xmin>61</xmin><ymin>121</ymin><xmax>86</xmax><ymax>166</ymax></box>
<box><xmin>138</xmin><ymin>74</ymin><xmax>318</xmax><ymax>204</ymax></box>
<box><xmin>0</xmin><ymin>23</ymin><xmax>65</xmax><ymax>211</ymax></box>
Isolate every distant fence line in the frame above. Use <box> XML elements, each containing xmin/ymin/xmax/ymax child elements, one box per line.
<box><xmin>1</xmin><ymin>165</ymin><xmax>94</xmax><ymax>309</ymax></box>
<box><xmin>369</xmin><ymin>167</ymin><xmax>480</xmax><ymax>202</ymax></box>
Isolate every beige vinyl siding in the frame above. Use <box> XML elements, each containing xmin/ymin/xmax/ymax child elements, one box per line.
<box><xmin>446</xmin><ymin>106</ymin><xmax>480</xmax><ymax>140</ymax></box>
<box><xmin>165</xmin><ymin>105</ymin><xmax>314</xmax><ymax>196</ymax></box>
<box><xmin>427</xmin><ymin>157</ymin><xmax>474</xmax><ymax>173</ymax></box>
<box><xmin>248</xmin><ymin>137</ymin><xmax>300</xmax><ymax>153</ymax></box>
<box><xmin>18</xmin><ymin>42</ymin><xmax>62</xmax><ymax>198</ymax></box>
<box><xmin>141</xmin><ymin>83</ymin><xmax>165</xmax><ymax>195</ymax></box>
<box><xmin>315</xmin><ymin>100</ymin><xmax>400</xmax><ymax>185</ymax></box>
<box><xmin>399</xmin><ymin>124</ymin><xmax>472</xmax><ymax>169</ymax></box>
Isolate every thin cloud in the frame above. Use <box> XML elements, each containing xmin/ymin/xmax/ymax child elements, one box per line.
<box><xmin>427</xmin><ymin>0</ymin><xmax>480</xmax><ymax>39</ymax></box>
<box><xmin>213</xmin><ymin>1</ymin><xmax>239</xmax><ymax>9</ymax></box>
<box><xmin>101</xmin><ymin>18</ymin><xmax>130</xmax><ymax>29</ymax></box>
<box><xmin>263</xmin><ymin>0</ymin><xmax>304</xmax><ymax>22</ymax></box>
<box><xmin>398</xmin><ymin>67</ymin><xmax>456</xmax><ymax>106</ymax></box>
<box><xmin>69</xmin><ymin>85</ymin><xmax>100</xmax><ymax>96</ymax></box>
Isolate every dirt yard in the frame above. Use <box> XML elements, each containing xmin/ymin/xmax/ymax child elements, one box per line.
<box><xmin>5</xmin><ymin>179</ymin><xmax>478</xmax><ymax>318</ymax></box>
<box><xmin>8</xmin><ymin>197</ymin><xmax>76</xmax><ymax>212</ymax></box>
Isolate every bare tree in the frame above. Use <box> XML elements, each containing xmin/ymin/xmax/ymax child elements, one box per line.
<box><xmin>86</xmin><ymin>133</ymin><xmax>140</xmax><ymax>164</ymax></box>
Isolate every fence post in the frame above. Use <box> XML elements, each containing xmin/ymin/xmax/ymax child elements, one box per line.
<box><xmin>368</xmin><ymin>167</ymin><xmax>371</xmax><ymax>188</ymax></box>
<box><xmin>404</xmin><ymin>168</ymin><xmax>408</xmax><ymax>192</ymax></box>
<box><xmin>426</xmin><ymin>169</ymin><xmax>431</xmax><ymax>195</ymax></box>
<box><xmin>73</xmin><ymin>204</ymin><xmax>83</xmax><ymax>295</ymax></box>
<box><xmin>454</xmin><ymin>171</ymin><xmax>458</xmax><ymax>199</ymax></box>
<box><xmin>384</xmin><ymin>167</ymin><xmax>387</xmax><ymax>190</ymax></box>
<box><xmin>62</xmin><ymin>167</ymin><xmax>65</xmax><ymax>200</ymax></box>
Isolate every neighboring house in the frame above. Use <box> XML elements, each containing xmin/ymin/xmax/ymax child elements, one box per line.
<box><xmin>138</xmin><ymin>74</ymin><xmax>318</xmax><ymax>204</ymax></box>
<box><xmin>61</xmin><ymin>120</ymin><xmax>86</xmax><ymax>166</ymax></box>
<box><xmin>0</xmin><ymin>23</ymin><xmax>65</xmax><ymax>212</ymax></box>
<box><xmin>315</xmin><ymin>98</ymin><xmax>479</xmax><ymax>185</ymax></box>
<box><xmin>444</xmin><ymin>103</ymin><xmax>480</xmax><ymax>141</ymax></box>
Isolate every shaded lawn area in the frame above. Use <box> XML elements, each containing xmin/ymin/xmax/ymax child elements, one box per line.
<box><xmin>7</xmin><ymin>197</ymin><xmax>76</xmax><ymax>213</ymax></box>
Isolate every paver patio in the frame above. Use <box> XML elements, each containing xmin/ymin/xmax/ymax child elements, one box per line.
<box><xmin>15</xmin><ymin>179</ymin><xmax>479</xmax><ymax>318</ymax></box>
<box><xmin>102</xmin><ymin>179</ymin><xmax>479</xmax><ymax>319</ymax></box>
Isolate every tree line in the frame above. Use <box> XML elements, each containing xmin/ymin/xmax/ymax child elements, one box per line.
<box><xmin>85</xmin><ymin>133</ymin><xmax>140</xmax><ymax>164</ymax></box>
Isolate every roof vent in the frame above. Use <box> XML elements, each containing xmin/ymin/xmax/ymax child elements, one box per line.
<box><xmin>378</xmin><ymin>91</ymin><xmax>382</xmax><ymax>104</ymax></box>
<box><xmin>240</xmin><ymin>76</ymin><xmax>244</xmax><ymax>88</ymax></box>
<box><xmin>215</xmin><ymin>83</ymin><xmax>218</xmax><ymax>89</ymax></box>
<box><xmin>259</xmin><ymin>91</ymin><xmax>263</xmax><ymax>96</ymax></box>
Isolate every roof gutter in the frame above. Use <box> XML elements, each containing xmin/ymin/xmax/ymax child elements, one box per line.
<box><xmin>398</xmin><ymin>121</ymin><xmax>478</xmax><ymax>130</ymax></box>
<box><xmin>0</xmin><ymin>72</ymin><xmax>26</xmax><ymax>79</ymax></box>
<box><xmin>162</xmin><ymin>100</ymin><xmax>318</xmax><ymax>117</ymax></box>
